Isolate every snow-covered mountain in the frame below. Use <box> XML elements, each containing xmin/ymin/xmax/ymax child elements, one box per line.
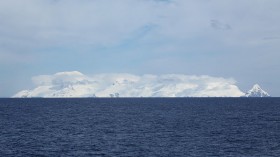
<box><xmin>244</xmin><ymin>84</ymin><xmax>270</xmax><ymax>97</ymax></box>
<box><xmin>13</xmin><ymin>71</ymin><xmax>245</xmax><ymax>98</ymax></box>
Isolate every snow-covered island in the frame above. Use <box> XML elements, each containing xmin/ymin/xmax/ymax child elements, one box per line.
<box><xmin>244</xmin><ymin>84</ymin><xmax>270</xmax><ymax>97</ymax></box>
<box><xmin>13</xmin><ymin>71</ymin><xmax>271</xmax><ymax>98</ymax></box>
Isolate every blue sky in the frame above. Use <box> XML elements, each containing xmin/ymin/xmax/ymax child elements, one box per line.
<box><xmin>1</xmin><ymin>0</ymin><xmax>280</xmax><ymax>97</ymax></box>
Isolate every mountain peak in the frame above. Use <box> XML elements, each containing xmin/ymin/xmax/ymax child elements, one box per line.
<box><xmin>245</xmin><ymin>84</ymin><xmax>270</xmax><ymax>97</ymax></box>
<box><xmin>252</xmin><ymin>84</ymin><xmax>261</xmax><ymax>89</ymax></box>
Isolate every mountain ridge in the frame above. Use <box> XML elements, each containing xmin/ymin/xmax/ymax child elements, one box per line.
<box><xmin>12</xmin><ymin>71</ymin><xmax>271</xmax><ymax>98</ymax></box>
<box><xmin>13</xmin><ymin>71</ymin><xmax>245</xmax><ymax>98</ymax></box>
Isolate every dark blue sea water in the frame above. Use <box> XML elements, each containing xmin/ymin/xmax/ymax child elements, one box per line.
<box><xmin>0</xmin><ymin>98</ymin><xmax>280</xmax><ymax>157</ymax></box>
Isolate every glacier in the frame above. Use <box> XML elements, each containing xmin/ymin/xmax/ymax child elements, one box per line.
<box><xmin>13</xmin><ymin>71</ymin><xmax>245</xmax><ymax>98</ymax></box>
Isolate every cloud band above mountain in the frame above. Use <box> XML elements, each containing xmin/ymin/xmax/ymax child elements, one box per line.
<box><xmin>13</xmin><ymin>71</ymin><xmax>244</xmax><ymax>97</ymax></box>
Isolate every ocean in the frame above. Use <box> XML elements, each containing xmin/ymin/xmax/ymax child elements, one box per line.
<box><xmin>0</xmin><ymin>98</ymin><xmax>279</xmax><ymax>157</ymax></box>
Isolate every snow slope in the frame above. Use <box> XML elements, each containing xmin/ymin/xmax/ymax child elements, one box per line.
<box><xmin>13</xmin><ymin>71</ymin><xmax>245</xmax><ymax>98</ymax></box>
<box><xmin>245</xmin><ymin>84</ymin><xmax>270</xmax><ymax>97</ymax></box>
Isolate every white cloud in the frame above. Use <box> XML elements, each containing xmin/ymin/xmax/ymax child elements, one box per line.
<box><xmin>1</xmin><ymin>0</ymin><xmax>280</xmax><ymax>49</ymax></box>
<box><xmin>1</xmin><ymin>0</ymin><xmax>280</xmax><ymax>70</ymax></box>
<box><xmin>13</xmin><ymin>71</ymin><xmax>244</xmax><ymax>97</ymax></box>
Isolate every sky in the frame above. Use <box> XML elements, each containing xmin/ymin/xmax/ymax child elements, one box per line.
<box><xmin>0</xmin><ymin>0</ymin><xmax>280</xmax><ymax>97</ymax></box>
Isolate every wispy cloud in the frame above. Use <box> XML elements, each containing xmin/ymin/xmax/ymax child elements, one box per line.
<box><xmin>210</xmin><ymin>20</ymin><xmax>231</xmax><ymax>30</ymax></box>
<box><xmin>0</xmin><ymin>0</ymin><xmax>279</xmax><ymax>57</ymax></box>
